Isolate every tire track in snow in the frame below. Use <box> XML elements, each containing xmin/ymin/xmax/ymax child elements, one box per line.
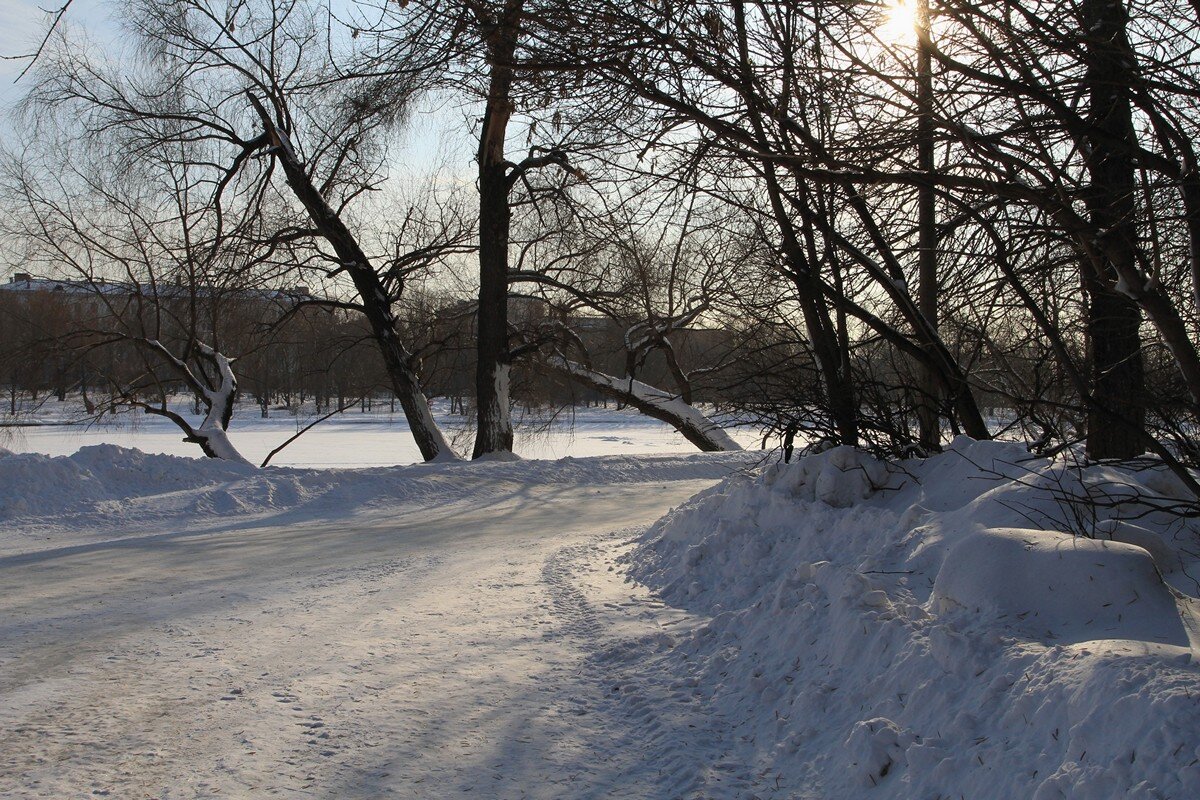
<box><xmin>542</xmin><ymin>536</ymin><xmax>764</xmax><ymax>799</ymax></box>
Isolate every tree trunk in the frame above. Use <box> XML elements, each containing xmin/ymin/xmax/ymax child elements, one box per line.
<box><xmin>731</xmin><ymin>1</ymin><xmax>860</xmax><ymax>448</ymax></box>
<box><xmin>247</xmin><ymin>95</ymin><xmax>455</xmax><ymax>462</ymax></box>
<box><xmin>798</xmin><ymin>281</ymin><xmax>860</xmax><ymax>447</ymax></box>
<box><xmin>915</xmin><ymin>0</ymin><xmax>941</xmax><ymax>451</ymax></box>
<box><xmin>137</xmin><ymin>341</ymin><xmax>252</xmax><ymax>464</ymax></box>
<box><xmin>1081</xmin><ymin>0</ymin><xmax>1146</xmax><ymax>460</ymax></box>
<box><xmin>550</xmin><ymin>357</ymin><xmax>741</xmax><ymax>453</ymax></box>
<box><xmin>188</xmin><ymin>345</ymin><xmax>251</xmax><ymax>464</ymax></box>
<box><xmin>472</xmin><ymin>2</ymin><xmax>524</xmax><ymax>459</ymax></box>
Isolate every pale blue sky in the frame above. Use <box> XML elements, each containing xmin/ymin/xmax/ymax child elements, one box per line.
<box><xmin>1</xmin><ymin>0</ymin><xmax>114</xmax><ymax>117</ymax></box>
<box><xmin>1</xmin><ymin>0</ymin><xmax>474</xmax><ymax>180</ymax></box>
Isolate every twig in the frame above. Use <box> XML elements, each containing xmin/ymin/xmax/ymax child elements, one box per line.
<box><xmin>4</xmin><ymin>0</ymin><xmax>75</xmax><ymax>83</ymax></box>
<box><xmin>259</xmin><ymin>397</ymin><xmax>364</xmax><ymax>468</ymax></box>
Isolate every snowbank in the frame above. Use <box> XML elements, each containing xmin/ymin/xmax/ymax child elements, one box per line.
<box><xmin>0</xmin><ymin>444</ymin><xmax>757</xmax><ymax>555</ymax></box>
<box><xmin>0</xmin><ymin>444</ymin><xmax>255</xmax><ymax>520</ymax></box>
<box><xmin>626</xmin><ymin>437</ymin><xmax>1200</xmax><ymax>799</ymax></box>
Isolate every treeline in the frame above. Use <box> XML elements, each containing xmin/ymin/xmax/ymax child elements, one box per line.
<box><xmin>0</xmin><ymin>282</ymin><xmax>740</xmax><ymax>417</ymax></box>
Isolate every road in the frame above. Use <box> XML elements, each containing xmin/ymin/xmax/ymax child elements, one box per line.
<box><xmin>0</xmin><ymin>475</ymin><xmax>720</xmax><ymax>799</ymax></box>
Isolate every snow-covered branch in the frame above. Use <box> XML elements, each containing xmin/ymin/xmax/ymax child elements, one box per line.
<box><xmin>548</xmin><ymin>356</ymin><xmax>740</xmax><ymax>453</ymax></box>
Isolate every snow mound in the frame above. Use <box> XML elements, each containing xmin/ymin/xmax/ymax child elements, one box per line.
<box><xmin>932</xmin><ymin>527</ymin><xmax>1189</xmax><ymax>646</ymax></box>
<box><xmin>0</xmin><ymin>446</ymin><xmax>755</xmax><ymax>556</ymax></box>
<box><xmin>624</xmin><ymin>440</ymin><xmax>1200</xmax><ymax>799</ymax></box>
<box><xmin>0</xmin><ymin>444</ymin><xmax>254</xmax><ymax>521</ymax></box>
<box><xmin>843</xmin><ymin>717</ymin><xmax>918</xmax><ymax>788</ymax></box>
<box><xmin>767</xmin><ymin>444</ymin><xmax>898</xmax><ymax>507</ymax></box>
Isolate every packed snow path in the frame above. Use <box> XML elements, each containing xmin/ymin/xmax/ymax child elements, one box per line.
<box><xmin>0</xmin><ymin>454</ymin><xmax>750</xmax><ymax>799</ymax></box>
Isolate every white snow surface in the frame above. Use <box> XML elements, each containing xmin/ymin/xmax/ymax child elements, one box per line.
<box><xmin>0</xmin><ymin>444</ymin><xmax>755</xmax><ymax>557</ymax></box>
<box><xmin>4</xmin><ymin>436</ymin><xmax>1200</xmax><ymax>798</ymax></box>
<box><xmin>627</xmin><ymin>437</ymin><xmax>1200</xmax><ymax>798</ymax></box>
<box><xmin>0</xmin><ymin>445</ymin><xmax>764</xmax><ymax>798</ymax></box>
<box><xmin>3</xmin><ymin>397</ymin><xmax>759</xmax><ymax>467</ymax></box>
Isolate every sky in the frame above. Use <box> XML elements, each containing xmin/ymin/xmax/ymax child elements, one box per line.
<box><xmin>0</xmin><ymin>0</ymin><xmax>58</xmax><ymax>85</ymax></box>
<box><xmin>0</xmin><ymin>0</ymin><xmax>476</xmax><ymax>278</ymax></box>
<box><xmin>0</xmin><ymin>0</ymin><xmax>113</xmax><ymax>116</ymax></box>
<box><xmin>0</xmin><ymin>0</ymin><xmax>470</xmax><ymax>156</ymax></box>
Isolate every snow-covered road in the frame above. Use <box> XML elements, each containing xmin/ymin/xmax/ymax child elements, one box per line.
<box><xmin>0</xmin><ymin>469</ymin><xmax>728</xmax><ymax>799</ymax></box>
<box><xmin>9</xmin><ymin>443</ymin><xmax>1198</xmax><ymax>799</ymax></box>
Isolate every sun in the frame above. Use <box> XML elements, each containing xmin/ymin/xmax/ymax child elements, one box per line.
<box><xmin>877</xmin><ymin>0</ymin><xmax>920</xmax><ymax>45</ymax></box>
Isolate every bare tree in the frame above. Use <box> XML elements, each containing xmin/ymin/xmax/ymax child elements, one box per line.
<box><xmin>351</xmin><ymin>0</ymin><xmax>599</xmax><ymax>458</ymax></box>
<box><xmin>25</xmin><ymin>0</ymin><xmax>466</xmax><ymax>460</ymax></box>
<box><xmin>502</xmin><ymin>187</ymin><xmax>746</xmax><ymax>451</ymax></box>
<box><xmin>1</xmin><ymin>138</ymin><xmax>289</xmax><ymax>463</ymax></box>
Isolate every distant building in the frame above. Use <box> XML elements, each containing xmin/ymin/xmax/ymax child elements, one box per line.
<box><xmin>1</xmin><ymin>273</ymin><xmax>312</xmax><ymax>303</ymax></box>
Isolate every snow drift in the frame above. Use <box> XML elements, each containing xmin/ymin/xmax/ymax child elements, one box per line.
<box><xmin>931</xmin><ymin>527</ymin><xmax>1188</xmax><ymax>646</ymax></box>
<box><xmin>0</xmin><ymin>444</ymin><xmax>255</xmax><ymax>521</ymax></box>
<box><xmin>626</xmin><ymin>437</ymin><xmax>1200</xmax><ymax>799</ymax></box>
<box><xmin>0</xmin><ymin>444</ymin><xmax>757</xmax><ymax>556</ymax></box>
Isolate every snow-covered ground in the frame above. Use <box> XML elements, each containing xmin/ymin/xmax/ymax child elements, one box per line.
<box><xmin>2</xmin><ymin>436</ymin><xmax>1198</xmax><ymax>798</ymax></box>
<box><xmin>1</xmin><ymin>399</ymin><xmax>761</xmax><ymax>467</ymax></box>
<box><xmin>626</xmin><ymin>438</ymin><xmax>1200</xmax><ymax>798</ymax></box>
<box><xmin>0</xmin><ymin>448</ymin><xmax>758</xmax><ymax>797</ymax></box>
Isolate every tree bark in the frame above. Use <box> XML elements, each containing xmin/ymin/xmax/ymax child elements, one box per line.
<box><xmin>472</xmin><ymin>1</ymin><xmax>524</xmax><ymax>459</ymax></box>
<box><xmin>1081</xmin><ymin>0</ymin><xmax>1146</xmax><ymax>460</ymax></box>
<box><xmin>915</xmin><ymin>0</ymin><xmax>941</xmax><ymax>451</ymax></box>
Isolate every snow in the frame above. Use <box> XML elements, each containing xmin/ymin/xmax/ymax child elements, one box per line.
<box><xmin>3</xmin><ymin>398</ymin><xmax>760</xmax><ymax>467</ymax></box>
<box><xmin>192</xmin><ymin>344</ymin><xmax>252</xmax><ymax>464</ymax></box>
<box><xmin>0</xmin><ymin>447</ymin><xmax>755</xmax><ymax>798</ymax></box>
<box><xmin>931</xmin><ymin>527</ymin><xmax>1189</xmax><ymax>646</ymax></box>
<box><xmin>3</xmin><ymin>433</ymin><xmax>1198</xmax><ymax>798</ymax></box>
<box><xmin>0</xmin><ymin>444</ymin><xmax>757</xmax><ymax>556</ymax></box>
<box><xmin>272</xmin><ymin>126</ymin><xmax>299</xmax><ymax>163</ymax></box>
<box><xmin>622</xmin><ymin>437</ymin><xmax>1200</xmax><ymax>798</ymax></box>
<box><xmin>0</xmin><ymin>444</ymin><xmax>254</xmax><ymax>533</ymax></box>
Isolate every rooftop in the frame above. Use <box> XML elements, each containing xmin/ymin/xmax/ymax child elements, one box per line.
<box><xmin>1</xmin><ymin>273</ymin><xmax>313</xmax><ymax>303</ymax></box>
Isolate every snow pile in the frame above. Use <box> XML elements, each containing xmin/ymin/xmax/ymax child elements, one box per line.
<box><xmin>931</xmin><ymin>527</ymin><xmax>1188</xmax><ymax>646</ymax></box>
<box><xmin>626</xmin><ymin>437</ymin><xmax>1200</xmax><ymax>799</ymax></box>
<box><xmin>0</xmin><ymin>444</ymin><xmax>255</xmax><ymax>520</ymax></box>
<box><xmin>0</xmin><ymin>445</ymin><xmax>756</xmax><ymax>555</ymax></box>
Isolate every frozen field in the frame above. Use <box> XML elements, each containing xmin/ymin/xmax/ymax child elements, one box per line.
<box><xmin>1</xmin><ymin>401</ymin><xmax>761</xmax><ymax>467</ymax></box>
